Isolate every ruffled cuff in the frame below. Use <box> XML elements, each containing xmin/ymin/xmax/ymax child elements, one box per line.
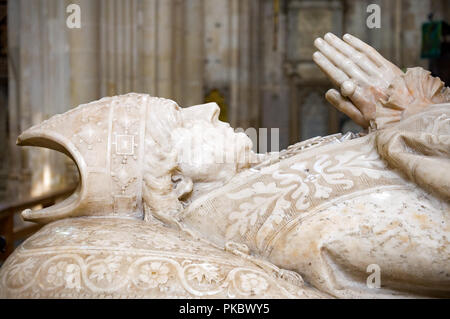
<box><xmin>372</xmin><ymin>67</ymin><xmax>450</xmax><ymax>129</ymax></box>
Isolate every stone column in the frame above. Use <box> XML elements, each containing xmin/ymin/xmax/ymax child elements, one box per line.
<box><xmin>183</xmin><ymin>0</ymin><xmax>204</xmax><ymax>106</ymax></box>
<box><xmin>204</xmin><ymin>0</ymin><xmax>231</xmax><ymax>120</ymax></box>
<box><xmin>172</xmin><ymin>0</ymin><xmax>185</xmax><ymax>104</ymax></box>
<box><xmin>17</xmin><ymin>0</ymin><xmax>47</xmax><ymax>198</ymax></box>
<box><xmin>141</xmin><ymin>0</ymin><xmax>158</xmax><ymax>95</ymax></box>
<box><xmin>6</xmin><ymin>0</ymin><xmax>21</xmax><ymax>199</ymax></box>
<box><xmin>69</xmin><ymin>0</ymin><xmax>100</xmax><ymax>106</ymax></box>
<box><xmin>248</xmin><ymin>0</ymin><xmax>262</xmax><ymax>129</ymax></box>
<box><xmin>156</xmin><ymin>0</ymin><xmax>174</xmax><ymax>99</ymax></box>
<box><xmin>7</xmin><ymin>0</ymin><xmax>74</xmax><ymax>199</ymax></box>
<box><xmin>229</xmin><ymin>0</ymin><xmax>240</xmax><ymax>128</ymax></box>
<box><xmin>228</xmin><ymin>0</ymin><xmax>262</xmax><ymax>130</ymax></box>
<box><xmin>401</xmin><ymin>0</ymin><xmax>430</xmax><ymax>69</ymax></box>
<box><xmin>0</xmin><ymin>86</ymin><xmax>6</xmax><ymax>199</ymax></box>
<box><xmin>260</xmin><ymin>0</ymin><xmax>290</xmax><ymax>149</ymax></box>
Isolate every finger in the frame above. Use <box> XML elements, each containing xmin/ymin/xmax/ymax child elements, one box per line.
<box><xmin>325</xmin><ymin>89</ymin><xmax>368</xmax><ymax>128</ymax></box>
<box><xmin>313</xmin><ymin>51</ymin><xmax>349</xmax><ymax>87</ymax></box>
<box><xmin>314</xmin><ymin>37</ymin><xmax>371</xmax><ymax>85</ymax></box>
<box><xmin>342</xmin><ymin>34</ymin><xmax>389</xmax><ymax>68</ymax></box>
<box><xmin>348</xmin><ymin>86</ymin><xmax>377</xmax><ymax>121</ymax></box>
<box><xmin>323</xmin><ymin>33</ymin><xmax>381</xmax><ymax>77</ymax></box>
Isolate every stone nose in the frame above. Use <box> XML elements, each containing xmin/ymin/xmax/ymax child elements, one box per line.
<box><xmin>183</xmin><ymin>102</ymin><xmax>220</xmax><ymax>123</ymax></box>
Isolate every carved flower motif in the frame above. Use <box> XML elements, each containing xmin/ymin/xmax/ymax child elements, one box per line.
<box><xmin>47</xmin><ymin>261</ymin><xmax>68</xmax><ymax>286</ymax></box>
<box><xmin>7</xmin><ymin>258</ymin><xmax>36</xmax><ymax>287</ymax></box>
<box><xmin>47</xmin><ymin>261</ymin><xmax>81</xmax><ymax>290</ymax></box>
<box><xmin>240</xmin><ymin>273</ymin><xmax>268</xmax><ymax>295</ymax></box>
<box><xmin>88</xmin><ymin>255</ymin><xmax>122</xmax><ymax>284</ymax></box>
<box><xmin>65</xmin><ymin>264</ymin><xmax>82</xmax><ymax>290</ymax></box>
<box><xmin>138</xmin><ymin>262</ymin><xmax>170</xmax><ymax>288</ymax></box>
<box><xmin>186</xmin><ymin>264</ymin><xmax>220</xmax><ymax>284</ymax></box>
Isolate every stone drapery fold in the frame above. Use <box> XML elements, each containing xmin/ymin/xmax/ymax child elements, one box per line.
<box><xmin>374</xmin><ymin>67</ymin><xmax>450</xmax><ymax>129</ymax></box>
<box><xmin>376</xmin><ymin>104</ymin><xmax>450</xmax><ymax>200</ymax></box>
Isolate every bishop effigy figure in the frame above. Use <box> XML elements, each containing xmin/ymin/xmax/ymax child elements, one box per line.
<box><xmin>0</xmin><ymin>34</ymin><xmax>449</xmax><ymax>299</ymax></box>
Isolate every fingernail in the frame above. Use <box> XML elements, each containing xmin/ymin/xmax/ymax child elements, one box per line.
<box><xmin>312</xmin><ymin>52</ymin><xmax>321</xmax><ymax>59</ymax></box>
<box><xmin>326</xmin><ymin>92</ymin><xmax>339</xmax><ymax>104</ymax></box>
<box><xmin>326</xmin><ymin>89</ymin><xmax>338</xmax><ymax>98</ymax></box>
<box><xmin>343</xmin><ymin>34</ymin><xmax>352</xmax><ymax>40</ymax></box>
<box><xmin>324</xmin><ymin>33</ymin><xmax>334</xmax><ymax>40</ymax></box>
<box><xmin>314</xmin><ymin>38</ymin><xmax>324</xmax><ymax>46</ymax></box>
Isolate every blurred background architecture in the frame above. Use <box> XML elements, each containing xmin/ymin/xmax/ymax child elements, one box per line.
<box><xmin>0</xmin><ymin>0</ymin><xmax>450</xmax><ymax>258</ymax></box>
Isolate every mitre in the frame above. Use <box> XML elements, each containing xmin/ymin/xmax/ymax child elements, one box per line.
<box><xmin>17</xmin><ymin>93</ymin><xmax>172</xmax><ymax>223</ymax></box>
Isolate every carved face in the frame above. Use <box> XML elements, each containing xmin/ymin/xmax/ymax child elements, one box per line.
<box><xmin>16</xmin><ymin>95</ymin><xmax>257</xmax><ymax>222</ymax></box>
<box><xmin>173</xmin><ymin>103</ymin><xmax>254</xmax><ymax>185</ymax></box>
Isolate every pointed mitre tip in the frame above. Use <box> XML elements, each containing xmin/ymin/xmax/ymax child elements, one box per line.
<box><xmin>16</xmin><ymin>134</ymin><xmax>24</xmax><ymax>146</ymax></box>
<box><xmin>16</xmin><ymin>129</ymin><xmax>34</xmax><ymax>146</ymax></box>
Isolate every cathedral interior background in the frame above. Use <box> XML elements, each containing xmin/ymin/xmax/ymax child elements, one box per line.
<box><xmin>1</xmin><ymin>0</ymin><xmax>450</xmax><ymax>263</ymax></box>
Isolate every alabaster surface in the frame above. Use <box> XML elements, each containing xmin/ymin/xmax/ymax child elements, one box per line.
<box><xmin>181</xmin><ymin>105</ymin><xmax>450</xmax><ymax>298</ymax></box>
<box><xmin>0</xmin><ymin>217</ymin><xmax>327</xmax><ymax>298</ymax></box>
<box><xmin>0</xmin><ymin>33</ymin><xmax>449</xmax><ymax>299</ymax></box>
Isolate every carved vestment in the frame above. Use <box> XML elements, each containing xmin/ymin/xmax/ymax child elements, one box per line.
<box><xmin>181</xmin><ymin>104</ymin><xmax>450</xmax><ymax>298</ymax></box>
<box><xmin>1</xmin><ymin>69</ymin><xmax>449</xmax><ymax>298</ymax></box>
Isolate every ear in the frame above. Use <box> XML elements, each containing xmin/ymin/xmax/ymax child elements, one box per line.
<box><xmin>171</xmin><ymin>174</ymin><xmax>193</xmax><ymax>200</ymax></box>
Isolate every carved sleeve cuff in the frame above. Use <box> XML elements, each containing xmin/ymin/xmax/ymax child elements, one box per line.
<box><xmin>373</xmin><ymin>67</ymin><xmax>450</xmax><ymax>130</ymax></box>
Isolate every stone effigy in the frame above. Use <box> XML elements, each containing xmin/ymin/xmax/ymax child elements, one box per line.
<box><xmin>0</xmin><ymin>33</ymin><xmax>449</xmax><ymax>298</ymax></box>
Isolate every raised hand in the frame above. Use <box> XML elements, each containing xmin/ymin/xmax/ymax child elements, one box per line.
<box><xmin>313</xmin><ymin>33</ymin><xmax>404</xmax><ymax>128</ymax></box>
